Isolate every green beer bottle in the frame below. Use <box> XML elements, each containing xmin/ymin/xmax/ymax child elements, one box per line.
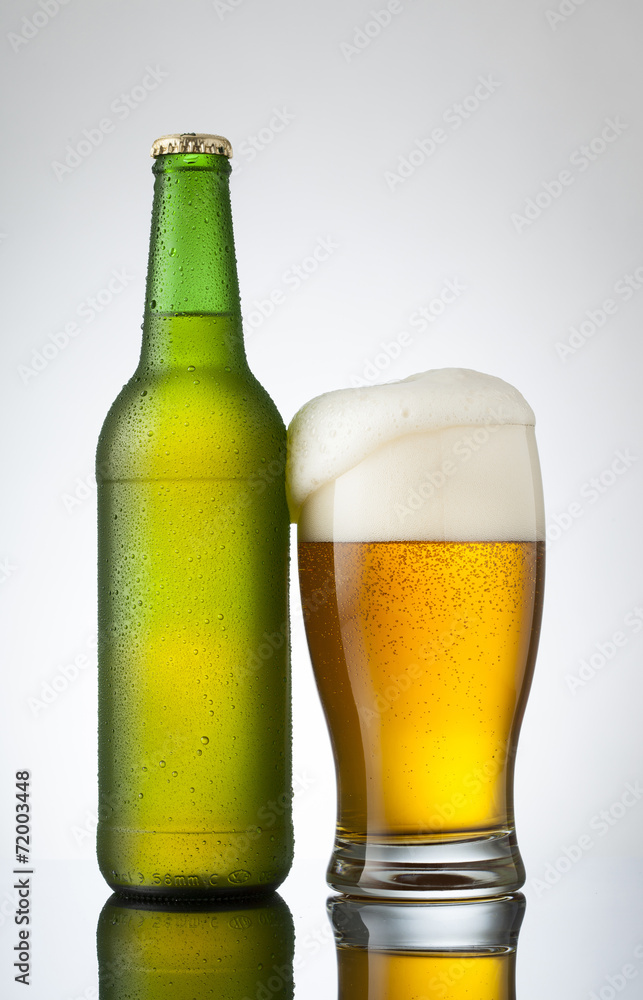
<box><xmin>97</xmin><ymin>133</ymin><xmax>292</xmax><ymax>896</ymax></box>
<box><xmin>97</xmin><ymin>892</ymin><xmax>295</xmax><ymax>999</ymax></box>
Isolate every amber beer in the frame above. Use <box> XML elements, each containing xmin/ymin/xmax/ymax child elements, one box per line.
<box><xmin>289</xmin><ymin>369</ymin><xmax>545</xmax><ymax>897</ymax></box>
<box><xmin>299</xmin><ymin>539</ymin><xmax>543</xmax><ymax>833</ymax></box>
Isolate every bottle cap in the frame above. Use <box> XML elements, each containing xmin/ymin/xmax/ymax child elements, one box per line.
<box><xmin>150</xmin><ymin>133</ymin><xmax>233</xmax><ymax>158</ymax></box>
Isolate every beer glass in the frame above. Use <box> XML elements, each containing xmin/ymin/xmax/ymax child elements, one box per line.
<box><xmin>290</xmin><ymin>369</ymin><xmax>545</xmax><ymax>897</ymax></box>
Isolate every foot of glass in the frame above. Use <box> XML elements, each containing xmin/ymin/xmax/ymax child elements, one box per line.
<box><xmin>327</xmin><ymin>830</ymin><xmax>525</xmax><ymax>899</ymax></box>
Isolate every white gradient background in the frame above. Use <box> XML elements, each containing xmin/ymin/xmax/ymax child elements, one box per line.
<box><xmin>1</xmin><ymin>1</ymin><xmax>642</xmax><ymax>997</ymax></box>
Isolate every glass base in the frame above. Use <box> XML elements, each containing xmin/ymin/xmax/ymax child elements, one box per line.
<box><xmin>327</xmin><ymin>830</ymin><xmax>525</xmax><ymax>899</ymax></box>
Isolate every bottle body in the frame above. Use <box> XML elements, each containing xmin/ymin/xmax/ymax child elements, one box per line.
<box><xmin>97</xmin><ymin>146</ymin><xmax>292</xmax><ymax>896</ymax></box>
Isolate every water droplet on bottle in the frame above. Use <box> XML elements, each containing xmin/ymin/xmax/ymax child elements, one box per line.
<box><xmin>187</xmin><ymin>365</ymin><xmax>195</xmax><ymax>372</ymax></box>
<box><xmin>159</xmin><ymin>760</ymin><xmax>166</xmax><ymax>768</ymax></box>
<box><xmin>201</xmin><ymin>736</ymin><xmax>209</xmax><ymax>745</ymax></box>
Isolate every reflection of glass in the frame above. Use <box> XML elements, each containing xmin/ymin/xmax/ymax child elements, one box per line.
<box><xmin>97</xmin><ymin>892</ymin><xmax>294</xmax><ymax>999</ymax></box>
<box><xmin>329</xmin><ymin>893</ymin><xmax>524</xmax><ymax>1000</ymax></box>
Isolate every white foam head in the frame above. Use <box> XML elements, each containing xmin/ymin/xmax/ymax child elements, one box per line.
<box><xmin>287</xmin><ymin>369</ymin><xmax>544</xmax><ymax>542</ymax></box>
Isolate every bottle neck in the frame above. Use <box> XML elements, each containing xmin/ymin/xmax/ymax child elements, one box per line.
<box><xmin>138</xmin><ymin>152</ymin><xmax>248</xmax><ymax>371</ymax></box>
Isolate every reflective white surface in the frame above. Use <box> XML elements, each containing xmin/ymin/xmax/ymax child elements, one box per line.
<box><xmin>1</xmin><ymin>857</ymin><xmax>641</xmax><ymax>997</ymax></box>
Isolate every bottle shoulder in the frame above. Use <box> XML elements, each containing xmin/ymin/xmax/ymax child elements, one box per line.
<box><xmin>97</xmin><ymin>368</ymin><xmax>286</xmax><ymax>481</ymax></box>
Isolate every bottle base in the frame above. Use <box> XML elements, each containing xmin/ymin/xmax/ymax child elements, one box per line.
<box><xmin>97</xmin><ymin>823</ymin><xmax>292</xmax><ymax>900</ymax></box>
<box><xmin>327</xmin><ymin>830</ymin><xmax>525</xmax><ymax>899</ymax></box>
<box><xmin>104</xmin><ymin>879</ymin><xmax>284</xmax><ymax>903</ymax></box>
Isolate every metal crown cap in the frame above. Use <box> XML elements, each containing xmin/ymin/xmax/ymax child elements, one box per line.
<box><xmin>150</xmin><ymin>133</ymin><xmax>233</xmax><ymax>158</ymax></box>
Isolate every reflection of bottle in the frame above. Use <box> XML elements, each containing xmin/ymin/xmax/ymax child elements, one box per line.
<box><xmin>328</xmin><ymin>893</ymin><xmax>524</xmax><ymax>1000</ymax></box>
<box><xmin>97</xmin><ymin>891</ymin><xmax>294</xmax><ymax>999</ymax></box>
<box><xmin>96</xmin><ymin>134</ymin><xmax>292</xmax><ymax>896</ymax></box>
